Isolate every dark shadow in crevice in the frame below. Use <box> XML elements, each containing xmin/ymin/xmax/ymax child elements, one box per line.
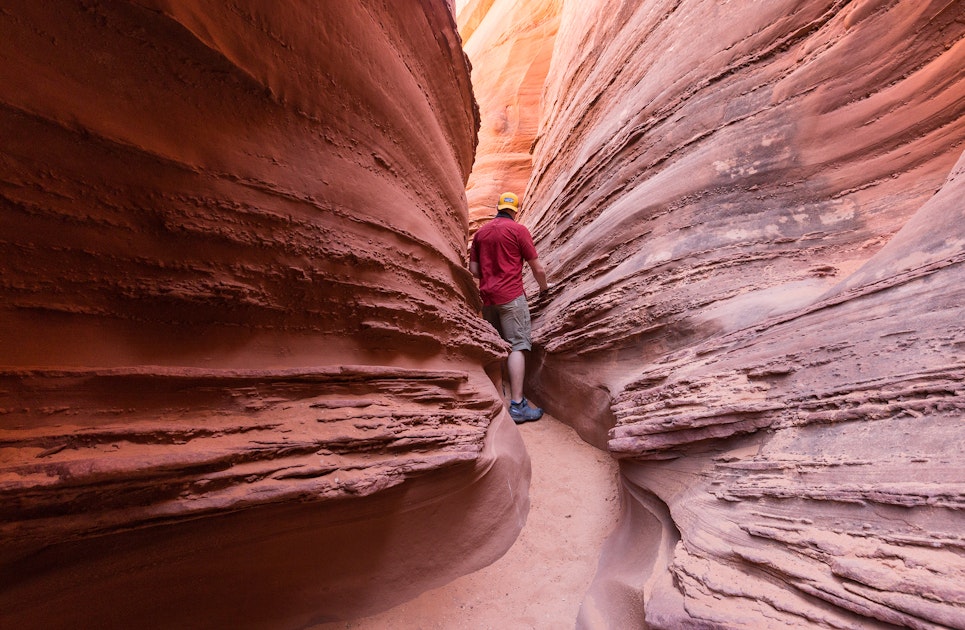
<box><xmin>524</xmin><ymin>345</ymin><xmax>617</xmax><ymax>450</ymax></box>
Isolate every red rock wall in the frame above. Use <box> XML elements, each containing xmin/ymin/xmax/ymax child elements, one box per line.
<box><xmin>512</xmin><ymin>1</ymin><xmax>965</xmax><ymax>627</ymax></box>
<box><xmin>0</xmin><ymin>2</ymin><xmax>528</xmax><ymax>627</ymax></box>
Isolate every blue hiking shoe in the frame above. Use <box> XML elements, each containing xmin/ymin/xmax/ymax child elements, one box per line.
<box><xmin>509</xmin><ymin>398</ymin><xmax>543</xmax><ymax>424</ymax></box>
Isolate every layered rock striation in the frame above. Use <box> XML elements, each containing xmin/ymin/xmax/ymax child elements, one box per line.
<box><xmin>0</xmin><ymin>2</ymin><xmax>526</xmax><ymax>628</ymax></box>
<box><xmin>512</xmin><ymin>1</ymin><xmax>965</xmax><ymax>627</ymax></box>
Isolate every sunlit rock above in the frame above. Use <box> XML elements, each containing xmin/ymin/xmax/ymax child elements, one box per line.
<box><xmin>457</xmin><ymin>0</ymin><xmax>562</xmax><ymax>231</ymax></box>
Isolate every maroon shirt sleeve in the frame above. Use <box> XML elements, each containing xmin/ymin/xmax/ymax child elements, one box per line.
<box><xmin>517</xmin><ymin>224</ymin><xmax>538</xmax><ymax>261</ymax></box>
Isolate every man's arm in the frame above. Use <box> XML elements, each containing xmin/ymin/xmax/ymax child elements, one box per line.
<box><xmin>526</xmin><ymin>257</ymin><xmax>549</xmax><ymax>292</ymax></box>
<box><xmin>469</xmin><ymin>260</ymin><xmax>481</xmax><ymax>279</ymax></box>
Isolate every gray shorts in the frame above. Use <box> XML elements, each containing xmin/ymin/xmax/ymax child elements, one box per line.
<box><xmin>482</xmin><ymin>294</ymin><xmax>532</xmax><ymax>352</ymax></box>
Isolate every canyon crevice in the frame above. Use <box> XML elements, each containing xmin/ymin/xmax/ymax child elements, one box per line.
<box><xmin>2</xmin><ymin>1</ymin><xmax>964</xmax><ymax>628</ymax></box>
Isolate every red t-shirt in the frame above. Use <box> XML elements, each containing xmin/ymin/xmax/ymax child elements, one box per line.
<box><xmin>470</xmin><ymin>214</ymin><xmax>538</xmax><ymax>306</ymax></box>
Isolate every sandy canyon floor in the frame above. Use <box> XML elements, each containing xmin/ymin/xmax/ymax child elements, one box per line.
<box><xmin>315</xmin><ymin>415</ymin><xmax>621</xmax><ymax>630</ymax></box>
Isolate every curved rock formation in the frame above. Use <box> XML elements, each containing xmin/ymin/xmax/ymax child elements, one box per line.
<box><xmin>0</xmin><ymin>2</ymin><xmax>527</xmax><ymax>627</ymax></box>
<box><xmin>515</xmin><ymin>1</ymin><xmax>965</xmax><ymax>627</ymax></box>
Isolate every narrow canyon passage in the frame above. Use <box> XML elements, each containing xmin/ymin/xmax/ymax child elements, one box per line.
<box><xmin>315</xmin><ymin>415</ymin><xmax>621</xmax><ymax>630</ymax></box>
<box><xmin>2</xmin><ymin>3</ymin><xmax>964</xmax><ymax>628</ymax></box>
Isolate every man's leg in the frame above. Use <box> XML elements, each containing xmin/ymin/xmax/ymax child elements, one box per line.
<box><xmin>508</xmin><ymin>349</ymin><xmax>525</xmax><ymax>403</ymax></box>
<box><xmin>496</xmin><ymin>295</ymin><xmax>542</xmax><ymax>422</ymax></box>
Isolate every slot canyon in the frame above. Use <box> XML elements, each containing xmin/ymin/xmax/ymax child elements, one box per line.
<box><xmin>1</xmin><ymin>0</ymin><xmax>964</xmax><ymax>628</ymax></box>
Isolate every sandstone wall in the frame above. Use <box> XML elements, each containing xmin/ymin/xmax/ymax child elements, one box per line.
<box><xmin>517</xmin><ymin>1</ymin><xmax>965</xmax><ymax>627</ymax></box>
<box><xmin>0</xmin><ymin>2</ymin><xmax>527</xmax><ymax>627</ymax></box>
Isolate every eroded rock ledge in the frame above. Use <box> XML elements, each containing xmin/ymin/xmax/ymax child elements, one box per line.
<box><xmin>1</xmin><ymin>366</ymin><xmax>500</xmax><ymax>556</ymax></box>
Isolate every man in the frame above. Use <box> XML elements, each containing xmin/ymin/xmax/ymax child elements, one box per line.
<box><xmin>469</xmin><ymin>191</ymin><xmax>549</xmax><ymax>424</ymax></box>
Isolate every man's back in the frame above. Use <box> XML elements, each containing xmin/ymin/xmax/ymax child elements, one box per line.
<box><xmin>471</xmin><ymin>215</ymin><xmax>537</xmax><ymax>306</ymax></box>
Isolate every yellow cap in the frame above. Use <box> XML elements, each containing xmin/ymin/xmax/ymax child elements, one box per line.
<box><xmin>497</xmin><ymin>192</ymin><xmax>519</xmax><ymax>212</ymax></box>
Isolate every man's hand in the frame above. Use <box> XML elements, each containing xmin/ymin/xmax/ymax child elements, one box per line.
<box><xmin>533</xmin><ymin>282</ymin><xmax>555</xmax><ymax>308</ymax></box>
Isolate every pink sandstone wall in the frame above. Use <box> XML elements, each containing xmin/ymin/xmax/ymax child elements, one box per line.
<box><xmin>0</xmin><ymin>2</ymin><xmax>529</xmax><ymax>627</ymax></box>
<box><xmin>515</xmin><ymin>1</ymin><xmax>965</xmax><ymax>627</ymax></box>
